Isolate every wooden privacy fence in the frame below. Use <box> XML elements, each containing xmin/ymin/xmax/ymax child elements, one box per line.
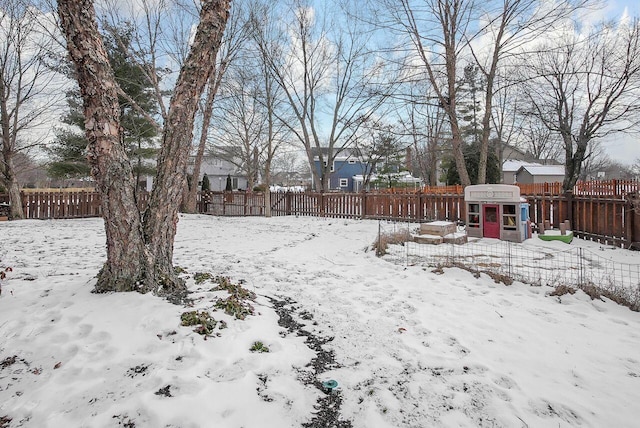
<box><xmin>199</xmin><ymin>191</ymin><xmax>265</xmax><ymax>216</ymax></box>
<box><xmin>202</xmin><ymin>190</ymin><xmax>640</xmax><ymax>249</ymax></box>
<box><xmin>407</xmin><ymin>179</ymin><xmax>638</xmax><ymax>198</ymax></box>
<box><xmin>521</xmin><ymin>193</ymin><xmax>638</xmax><ymax>248</ymax></box>
<box><xmin>5</xmin><ymin>190</ymin><xmax>149</xmax><ymax>220</ymax></box>
<box><xmin>22</xmin><ymin>191</ymin><xmax>102</xmax><ymax>219</ymax></box>
<box><xmin>199</xmin><ymin>191</ymin><xmax>464</xmax><ymax>222</ymax></box>
<box><xmin>2</xmin><ymin>186</ymin><xmax>639</xmax><ymax>248</ymax></box>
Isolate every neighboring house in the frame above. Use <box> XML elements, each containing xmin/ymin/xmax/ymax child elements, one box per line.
<box><xmin>502</xmin><ymin>160</ymin><xmax>543</xmax><ymax>184</ymax></box>
<box><xmin>500</xmin><ymin>144</ymin><xmax>561</xmax><ymax>184</ymax></box>
<box><xmin>515</xmin><ymin>165</ymin><xmax>565</xmax><ymax>184</ymax></box>
<box><xmin>312</xmin><ymin>147</ymin><xmax>423</xmax><ymax>191</ymax></box>
<box><xmin>500</xmin><ymin>144</ymin><xmax>537</xmax><ymax>163</ymax></box>
<box><xmin>188</xmin><ymin>155</ymin><xmax>248</xmax><ymax>191</ymax></box>
<box><xmin>312</xmin><ymin>148</ymin><xmax>372</xmax><ymax>191</ymax></box>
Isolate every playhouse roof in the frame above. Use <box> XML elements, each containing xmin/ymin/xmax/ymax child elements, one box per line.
<box><xmin>464</xmin><ymin>184</ymin><xmax>522</xmax><ymax>203</ymax></box>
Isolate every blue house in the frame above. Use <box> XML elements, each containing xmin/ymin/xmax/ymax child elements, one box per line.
<box><xmin>312</xmin><ymin>148</ymin><xmax>371</xmax><ymax>191</ymax></box>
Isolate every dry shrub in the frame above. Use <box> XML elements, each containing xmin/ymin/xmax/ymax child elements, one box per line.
<box><xmin>485</xmin><ymin>271</ymin><xmax>514</xmax><ymax>285</ymax></box>
<box><xmin>549</xmin><ymin>285</ymin><xmax>576</xmax><ymax>297</ymax></box>
<box><xmin>373</xmin><ymin>230</ymin><xmax>411</xmax><ymax>256</ymax></box>
<box><xmin>431</xmin><ymin>266</ymin><xmax>445</xmax><ymax>275</ymax></box>
<box><xmin>548</xmin><ymin>282</ymin><xmax>640</xmax><ymax>312</ymax></box>
<box><xmin>477</xmin><ymin>262</ymin><xmax>502</xmax><ymax>268</ymax></box>
<box><xmin>579</xmin><ymin>284</ymin><xmax>601</xmax><ymax>300</ymax></box>
<box><xmin>580</xmin><ymin>281</ymin><xmax>640</xmax><ymax>312</ymax></box>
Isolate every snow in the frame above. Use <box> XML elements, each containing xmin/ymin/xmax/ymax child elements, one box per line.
<box><xmin>518</xmin><ymin>165</ymin><xmax>565</xmax><ymax>176</ymax></box>
<box><xmin>1</xmin><ymin>215</ymin><xmax>640</xmax><ymax>427</ymax></box>
<box><xmin>426</xmin><ymin>221</ymin><xmax>454</xmax><ymax>226</ymax></box>
<box><xmin>269</xmin><ymin>185</ymin><xmax>305</xmax><ymax>193</ymax></box>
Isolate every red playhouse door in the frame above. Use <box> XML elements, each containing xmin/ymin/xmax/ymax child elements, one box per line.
<box><xmin>483</xmin><ymin>204</ymin><xmax>500</xmax><ymax>239</ymax></box>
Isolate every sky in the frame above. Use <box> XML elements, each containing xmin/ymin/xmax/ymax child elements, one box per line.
<box><xmin>598</xmin><ymin>1</ymin><xmax>640</xmax><ymax>164</ymax></box>
<box><xmin>607</xmin><ymin>0</ymin><xmax>640</xmax><ymax>17</ymax></box>
<box><xmin>8</xmin><ymin>1</ymin><xmax>640</xmax><ymax>169</ymax></box>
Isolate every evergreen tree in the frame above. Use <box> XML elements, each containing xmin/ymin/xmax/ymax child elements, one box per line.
<box><xmin>440</xmin><ymin>64</ymin><xmax>499</xmax><ymax>185</ymax></box>
<box><xmin>442</xmin><ymin>141</ymin><xmax>501</xmax><ymax>185</ymax></box>
<box><xmin>371</xmin><ymin>131</ymin><xmax>408</xmax><ymax>189</ymax></box>
<box><xmin>104</xmin><ymin>23</ymin><xmax>159</xmax><ymax>191</ymax></box>
<box><xmin>456</xmin><ymin>64</ymin><xmax>484</xmax><ymax>145</ymax></box>
<box><xmin>201</xmin><ymin>174</ymin><xmax>211</xmax><ymax>191</ymax></box>
<box><xmin>48</xmin><ymin>23</ymin><xmax>159</xmax><ymax>190</ymax></box>
<box><xmin>47</xmin><ymin>88</ymin><xmax>92</xmax><ymax>179</ymax></box>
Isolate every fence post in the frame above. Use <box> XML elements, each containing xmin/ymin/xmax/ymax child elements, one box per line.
<box><xmin>578</xmin><ymin>247</ymin><xmax>584</xmax><ymax>286</ymax></box>
<box><xmin>564</xmin><ymin>189</ymin><xmax>574</xmax><ymax>232</ymax></box>
<box><xmin>507</xmin><ymin>241</ymin><xmax>512</xmax><ymax>279</ymax></box>
<box><xmin>628</xmin><ymin>193</ymin><xmax>640</xmax><ymax>249</ymax></box>
<box><xmin>377</xmin><ymin>220</ymin><xmax>381</xmax><ymax>257</ymax></box>
<box><xmin>450</xmin><ymin>234</ymin><xmax>455</xmax><ymax>266</ymax></box>
<box><xmin>406</xmin><ymin>219</ymin><xmax>410</xmax><ymax>267</ymax></box>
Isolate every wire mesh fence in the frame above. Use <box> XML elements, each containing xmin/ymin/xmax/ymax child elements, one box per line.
<box><xmin>377</xmin><ymin>221</ymin><xmax>640</xmax><ymax>311</ymax></box>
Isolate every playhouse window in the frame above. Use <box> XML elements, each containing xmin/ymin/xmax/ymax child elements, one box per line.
<box><xmin>502</xmin><ymin>204</ymin><xmax>517</xmax><ymax>230</ymax></box>
<box><xmin>468</xmin><ymin>203</ymin><xmax>480</xmax><ymax>228</ymax></box>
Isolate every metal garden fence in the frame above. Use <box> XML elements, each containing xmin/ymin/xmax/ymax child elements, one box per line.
<box><xmin>377</xmin><ymin>221</ymin><xmax>640</xmax><ymax>311</ymax></box>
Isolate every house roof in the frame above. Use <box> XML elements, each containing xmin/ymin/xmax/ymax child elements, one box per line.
<box><xmin>502</xmin><ymin>160</ymin><xmax>542</xmax><ymax>172</ymax></box>
<box><xmin>311</xmin><ymin>147</ymin><xmax>364</xmax><ymax>160</ymax></box>
<box><xmin>352</xmin><ymin>173</ymin><xmax>421</xmax><ymax>183</ymax></box>
<box><xmin>501</xmin><ymin>144</ymin><xmax>536</xmax><ymax>160</ymax></box>
<box><xmin>516</xmin><ymin>165</ymin><xmax>565</xmax><ymax>176</ymax></box>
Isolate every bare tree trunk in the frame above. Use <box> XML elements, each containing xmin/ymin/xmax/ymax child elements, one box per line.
<box><xmin>1</xmin><ymin>141</ymin><xmax>24</xmax><ymax>219</ymax></box>
<box><xmin>6</xmin><ymin>166</ymin><xmax>23</xmax><ymax>220</ymax></box>
<box><xmin>183</xmin><ymin>77</ymin><xmax>218</xmax><ymax>214</ymax></box>
<box><xmin>142</xmin><ymin>0</ymin><xmax>230</xmax><ymax>291</ymax></box>
<box><xmin>0</xmin><ymin>86</ymin><xmax>23</xmax><ymax>219</ymax></box>
<box><xmin>58</xmin><ymin>0</ymin><xmax>147</xmax><ymax>292</ymax></box>
<box><xmin>563</xmin><ymin>138</ymin><xmax>588</xmax><ymax>192</ymax></box>
<box><xmin>58</xmin><ymin>0</ymin><xmax>231</xmax><ymax>294</ymax></box>
<box><xmin>264</xmin><ymin>157</ymin><xmax>272</xmax><ymax>217</ymax></box>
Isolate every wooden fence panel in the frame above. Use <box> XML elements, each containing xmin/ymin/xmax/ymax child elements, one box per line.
<box><xmin>628</xmin><ymin>196</ymin><xmax>640</xmax><ymax>249</ymax></box>
<box><xmin>2</xmin><ymin>185</ymin><xmax>638</xmax><ymax>248</ymax></box>
<box><xmin>20</xmin><ymin>191</ymin><xmax>103</xmax><ymax>219</ymax></box>
<box><xmin>571</xmin><ymin>196</ymin><xmax>627</xmax><ymax>247</ymax></box>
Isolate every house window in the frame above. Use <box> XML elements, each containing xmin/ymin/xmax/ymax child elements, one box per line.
<box><xmin>467</xmin><ymin>203</ymin><xmax>480</xmax><ymax>228</ymax></box>
<box><xmin>339</xmin><ymin>178</ymin><xmax>349</xmax><ymax>188</ymax></box>
<box><xmin>348</xmin><ymin>159</ymin><xmax>356</xmax><ymax>164</ymax></box>
<box><xmin>502</xmin><ymin>204</ymin><xmax>517</xmax><ymax>230</ymax></box>
<box><xmin>323</xmin><ymin>161</ymin><xmax>335</xmax><ymax>172</ymax></box>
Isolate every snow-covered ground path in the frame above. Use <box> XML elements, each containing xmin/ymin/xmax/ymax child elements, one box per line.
<box><xmin>1</xmin><ymin>215</ymin><xmax>639</xmax><ymax>427</ymax></box>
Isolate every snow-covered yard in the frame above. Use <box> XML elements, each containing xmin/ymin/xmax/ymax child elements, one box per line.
<box><xmin>1</xmin><ymin>215</ymin><xmax>639</xmax><ymax>427</ymax></box>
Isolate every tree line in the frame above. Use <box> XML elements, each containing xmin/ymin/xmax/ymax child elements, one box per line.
<box><xmin>2</xmin><ymin>0</ymin><xmax>640</xmax><ymax>295</ymax></box>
